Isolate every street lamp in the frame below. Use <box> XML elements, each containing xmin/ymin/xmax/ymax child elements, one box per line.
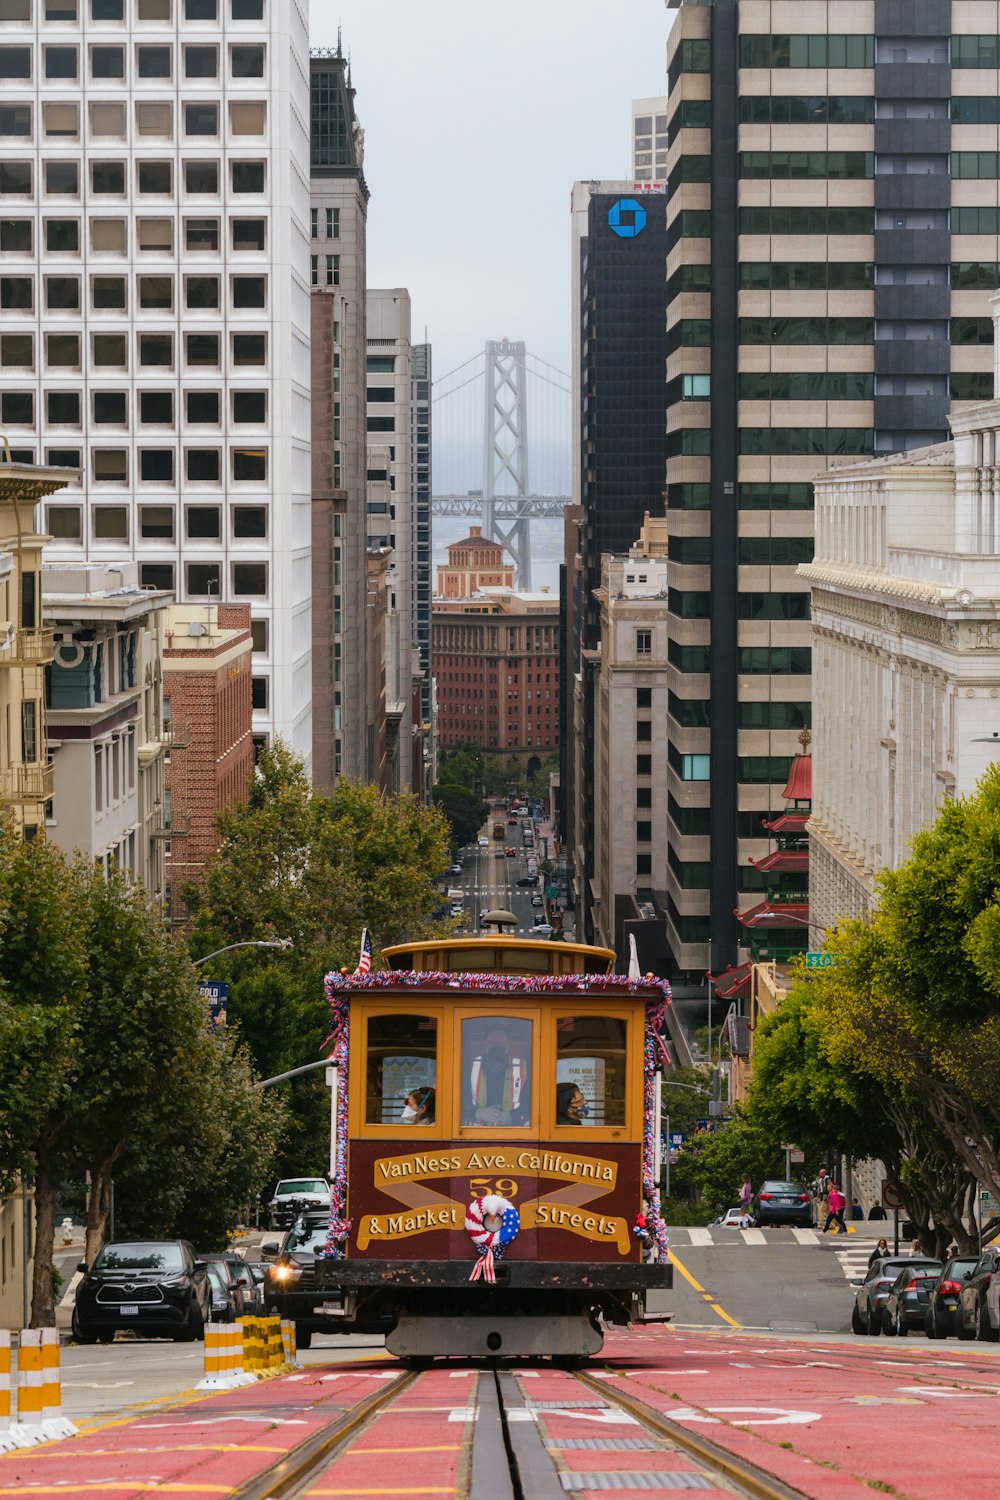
<box><xmin>193</xmin><ymin>938</ymin><xmax>293</xmax><ymax>966</ymax></box>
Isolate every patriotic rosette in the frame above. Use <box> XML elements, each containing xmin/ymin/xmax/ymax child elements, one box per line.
<box><xmin>465</xmin><ymin>1194</ymin><xmax>519</xmax><ymax>1283</ymax></box>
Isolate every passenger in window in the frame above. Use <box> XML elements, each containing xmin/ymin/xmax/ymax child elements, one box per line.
<box><xmin>466</xmin><ymin>1024</ymin><xmax>529</xmax><ymax>1126</ymax></box>
<box><xmin>556</xmin><ymin>1082</ymin><xmax>589</xmax><ymax>1125</ymax></box>
<box><xmin>401</xmin><ymin>1087</ymin><xmax>435</xmax><ymax>1125</ymax></box>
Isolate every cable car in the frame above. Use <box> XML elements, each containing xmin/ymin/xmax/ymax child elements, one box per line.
<box><xmin>314</xmin><ymin>933</ymin><xmax>673</xmax><ymax>1363</ymax></box>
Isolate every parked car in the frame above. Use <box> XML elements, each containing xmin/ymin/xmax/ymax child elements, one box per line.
<box><xmin>752</xmin><ymin>1180</ymin><xmax>813</xmax><ymax>1228</ymax></box>
<box><xmin>199</xmin><ymin>1251</ymin><xmax>262</xmax><ymax>1320</ymax></box>
<box><xmin>72</xmin><ymin>1240</ymin><xmax>211</xmax><ymax>1344</ymax></box>
<box><xmin>881</xmin><ymin>1262</ymin><xmax>943</xmax><ymax>1336</ymax></box>
<box><xmin>516</xmin><ymin>876</ymin><xmax>538</xmax><ymax>887</ymax></box>
<box><xmin>924</xmin><ymin>1255</ymin><xmax>979</xmax><ymax>1338</ymax></box>
<box><xmin>713</xmin><ymin>1208</ymin><xmax>747</xmax><ymax>1229</ymax></box>
<box><xmin>851</xmin><ymin>1255</ymin><xmax>942</xmax><ymax>1335</ymax></box>
<box><xmin>268</xmin><ymin>1177</ymin><xmax>332</xmax><ymax>1231</ymax></box>
<box><xmin>955</xmin><ymin>1246</ymin><xmax>1000</xmax><ymax>1341</ymax></box>
<box><xmin>203</xmin><ymin>1259</ymin><xmax>242</xmax><ymax>1322</ymax></box>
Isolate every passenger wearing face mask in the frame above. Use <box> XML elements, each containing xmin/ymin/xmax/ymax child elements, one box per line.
<box><xmin>466</xmin><ymin>1025</ymin><xmax>528</xmax><ymax>1126</ymax></box>
<box><xmin>401</xmin><ymin>1086</ymin><xmax>435</xmax><ymax>1125</ymax></box>
<box><xmin>556</xmin><ymin>1081</ymin><xmax>589</xmax><ymax>1125</ymax></box>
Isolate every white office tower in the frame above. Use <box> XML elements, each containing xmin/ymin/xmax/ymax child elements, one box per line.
<box><xmin>0</xmin><ymin>0</ymin><xmax>313</xmax><ymax>766</ymax></box>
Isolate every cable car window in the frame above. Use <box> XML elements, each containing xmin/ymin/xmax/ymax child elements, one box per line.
<box><xmin>365</xmin><ymin>1014</ymin><xmax>437</xmax><ymax>1125</ymax></box>
<box><xmin>461</xmin><ymin>1015</ymin><xmax>532</xmax><ymax>1127</ymax></box>
<box><xmin>555</xmin><ymin>1016</ymin><xmax>627</xmax><ymax>1126</ymax></box>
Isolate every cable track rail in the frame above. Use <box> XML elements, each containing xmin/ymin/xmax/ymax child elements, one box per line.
<box><xmin>225</xmin><ymin>1362</ymin><xmax>807</xmax><ymax>1500</ymax></box>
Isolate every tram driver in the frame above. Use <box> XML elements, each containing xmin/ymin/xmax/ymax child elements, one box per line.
<box><xmin>463</xmin><ymin>1021</ymin><xmax>531</xmax><ymax>1126</ymax></box>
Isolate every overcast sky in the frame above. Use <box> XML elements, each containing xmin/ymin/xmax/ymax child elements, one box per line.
<box><xmin>315</xmin><ymin>0</ymin><xmax>673</xmax><ymax>386</ymax></box>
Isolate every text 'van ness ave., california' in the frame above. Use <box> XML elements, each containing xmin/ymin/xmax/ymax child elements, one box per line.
<box><xmin>373</xmin><ymin>1148</ymin><xmax>618</xmax><ymax>1188</ymax></box>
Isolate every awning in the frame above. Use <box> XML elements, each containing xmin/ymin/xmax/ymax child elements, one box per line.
<box><xmin>709</xmin><ymin>960</ymin><xmax>754</xmax><ymax>1000</ymax></box>
<box><xmin>761</xmin><ymin>811</ymin><xmax>809</xmax><ymax>836</ymax></box>
<box><xmin>734</xmin><ymin>900</ymin><xmax>809</xmax><ymax>930</ymax></box>
<box><xmin>749</xmin><ymin>848</ymin><xmax>809</xmax><ymax>875</ymax></box>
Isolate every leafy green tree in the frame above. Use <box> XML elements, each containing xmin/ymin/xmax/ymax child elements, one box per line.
<box><xmin>669</xmin><ymin>1109</ymin><xmax>784</xmax><ymax>1219</ymax></box>
<box><xmin>436</xmin><ymin>748</ymin><xmax>484</xmax><ymax>793</ymax></box>
<box><xmin>113</xmin><ymin>1027</ymin><xmax>285</xmax><ymax>1249</ymax></box>
<box><xmin>0</xmin><ymin>825</ymin><xmax>87</xmax><ymax>1324</ymax></box>
<box><xmin>432</xmin><ymin>782</ymin><xmax>488</xmax><ymax>849</ymax></box>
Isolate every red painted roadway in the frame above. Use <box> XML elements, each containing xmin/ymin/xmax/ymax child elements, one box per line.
<box><xmin>1</xmin><ymin>1328</ymin><xmax>999</xmax><ymax>1498</ymax></box>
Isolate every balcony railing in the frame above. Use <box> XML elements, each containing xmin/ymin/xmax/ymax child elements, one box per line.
<box><xmin>0</xmin><ymin>761</ymin><xmax>54</xmax><ymax>804</ymax></box>
<box><xmin>2</xmin><ymin>627</ymin><xmax>55</xmax><ymax>668</ymax></box>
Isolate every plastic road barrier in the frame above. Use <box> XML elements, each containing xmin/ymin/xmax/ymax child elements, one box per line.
<box><xmin>196</xmin><ymin>1321</ymin><xmax>255</xmax><ymax>1390</ymax></box>
<box><xmin>11</xmin><ymin>1329</ymin><xmax>76</xmax><ymax>1445</ymax></box>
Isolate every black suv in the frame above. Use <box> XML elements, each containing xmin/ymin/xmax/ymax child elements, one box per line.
<box><xmin>263</xmin><ymin>1211</ymin><xmax>390</xmax><ymax>1348</ymax></box>
<box><xmin>72</xmin><ymin>1240</ymin><xmax>210</xmax><ymax>1344</ymax></box>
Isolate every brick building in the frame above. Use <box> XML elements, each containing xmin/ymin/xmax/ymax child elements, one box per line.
<box><xmin>163</xmin><ymin>603</ymin><xmax>254</xmax><ymax>924</ymax></box>
<box><xmin>436</xmin><ymin>527</ymin><xmax>514</xmax><ymax>598</ymax></box>
<box><xmin>433</xmin><ymin>588</ymin><xmax>561</xmax><ymax>755</ymax></box>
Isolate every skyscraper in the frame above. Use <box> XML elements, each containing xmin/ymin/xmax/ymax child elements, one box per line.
<box><xmin>566</xmin><ymin>180</ymin><xmax>669</xmax><ymax>942</ymax></box>
<box><xmin>664</xmin><ymin>0</ymin><xmax>996</xmax><ymax>981</ymax></box>
<box><xmin>309</xmin><ymin>43</ymin><xmax>369</xmax><ymax>788</ymax></box>
<box><xmin>5</xmin><ymin>0</ymin><xmax>313</xmax><ymax>765</ymax></box>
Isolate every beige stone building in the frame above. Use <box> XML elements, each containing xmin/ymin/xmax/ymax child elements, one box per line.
<box><xmin>0</xmin><ymin>460</ymin><xmax>78</xmax><ymax>838</ymax></box>
<box><xmin>591</xmin><ymin>517</ymin><xmax>672</xmax><ymax>964</ymax></box>
<box><xmin>43</xmin><ymin>562</ymin><xmax>171</xmax><ymax>893</ymax></box>
<box><xmin>804</xmin><ymin>294</ymin><xmax>1000</xmax><ymax>944</ymax></box>
<box><xmin>0</xmin><ymin>1188</ymin><xmax>32</xmax><ymax>1333</ymax></box>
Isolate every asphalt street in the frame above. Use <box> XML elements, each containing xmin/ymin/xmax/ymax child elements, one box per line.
<box><xmin>451</xmin><ymin>815</ymin><xmax>559</xmax><ymax>936</ymax></box>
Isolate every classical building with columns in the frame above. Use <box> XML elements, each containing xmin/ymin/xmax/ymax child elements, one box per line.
<box><xmin>803</xmin><ymin>293</ymin><xmax>1000</xmax><ymax>946</ymax></box>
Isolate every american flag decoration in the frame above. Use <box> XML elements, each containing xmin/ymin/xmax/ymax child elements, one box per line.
<box><xmin>354</xmin><ymin>927</ymin><xmax>372</xmax><ymax>977</ymax></box>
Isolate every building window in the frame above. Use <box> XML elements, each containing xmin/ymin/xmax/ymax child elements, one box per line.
<box><xmin>92</xmin><ymin>333</ymin><xmax>127</xmax><ymax>367</ymax></box>
<box><xmin>46</xmin><ymin>391</ymin><xmax>78</xmax><ymax>425</ymax></box>
<box><xmin>0</xmin><ymin>161</ymin><xmax>32</xmax><ymax>194</ymax></box>
<box><xmin>140</xmin><ymin>562</ymin><xmax>173</xmax><ymax>590</ymax></box>
<box><xmin>228</xmin><ymin>101</ymin><xmax>265</xmax><ymax>135</ymax></box>
<box><xmin>138</xmin><ymin>332</ymin><xmax>173</xmax><ymax>367</ymax></box>
<box><xmin>186</xmin><ymin>448</ymin><xmax>220</xmax><ymax>482</ymax></box>
<box><xmin>47</xmin><ymin>505</ymin><xmax>82</xmax><ymax>540</ymax></box>
<box><xmin>186</xmin><ymin>332</ymin><xmax>219</xmax><ymax>366</ymax></box>
<box><xmin>232</xmin><ymin>217</ymin><xmax>265</xmax><ymax>251</ymax></box>
<box><xmin>185</xmin><ymin>275</ymin><xmax>219</xmax><ymax>309</ymax></box>
<box><xmin>310</xmin><ymin>206</ymin><xmax>318</xmax><ymax>239</ymax></box>
<box><xmin>91</xmin><ymin>160</ymin><xmax>125</xmax><ymax>195</ymax></box>
<box><xmin>93</xmin><ymin>505</ymin><xmax>127</xmax><ymax>538</ymax></box>
<box><xmin>44</xmin><ymin>161</ymin><xmax>79</xmax><ymax>196</ymax></box>
<box><xmin>232</xmin><ymin>274</ymin><xmax>265</xmax><ymax>308</ymax></box>
<box><xmin>233</xmin><ymin>505</ymin><xmax>266</xmax><ymax>537</ymax></box>
<box><xmin>326</xmin><ymin>206</ymin><xmax>339</xmax><ymax>237</ymax></box>
<box><xmin>233</xmin><ymin>562</ymin><xmax>266</xmax><ymax>595</ymax></box>
<box><xmin>184</xmin><ymin>44</ymin><xmax>218</xmax><ymax>77</ymax></box>
<box><xmin>185</xmin><ymin>161</ymin><xmax>219</xmax><ymax>195</ymax></box>
<box><xmin>187</xmin><ymin>562</ymin><xmax>221</xmax><ymax>596</ymax></box>
<box><xmin>185</xmin><ymin>390</ymin><xmax>220</xmax><ymax>423</ymax></box>
<box><xmin>0</xmin><ymin>391</ymin><xmax>32</xmax><ymax>425</ymax></box>
<box><xmin>140</xmin><ymin>505</ymin><xmax>174</xmax><ymax>539</ymax></box>
<box><xmin>93</xmin><ymin>391</ymin><xmax>126</xmax><ymax>425</ymax></box>
<box><xmin>325</xmin><ymin>254</ymin><xmax>339</xmax><ymax>286</ymax></box>
<box><xmin>250</xmin><ymin>619</ymin><xmax>268</xmax><ymax>653</ymax></box>
<box><xmin>231</xmin><ymin>159</ymin><xmax>265</xmax><ymax>193</ymax></box>
<box><xmin>0</xmin><ymin>220</ymin><xmax>32</xmax><ymax>252</ymax></box>
<box><xmin>232</xmin><ymin>390</ymin><xmax>265</xmax><ymax>423</ymax></box>
<box><xmin>233</xmin><ymin>332</ymin><xmax>265</xmax><ymax>365</ymax></box>
<box><xmin>137</xmin><ymin>160</ymin><xmax>171</xmax><ymax>194</ymax></box>
<box><xmin>680</xmin><ymin>753</ymin><xmax>710</xmax><ymax>781</ymax></box>
<box><xmin>139</xmin><ymin>449</ymin><xmax>174</xmax><ymax>483</ymax></box>
<box><xmin>136</xmin><ymin>44</ymin><xmax>171</xmax><ymax>78</ymax></box>
<box><xmin>251</xmin><ymin>676</ymin><xmax>268</xmax><ymax>710</ymax></box>
<box><xmin>186</xmin><ymin>506</ymin><xmax>220</xmax><ymax>538</ymax></box>
<box><xmin>635</xmin><ymin>629</ymin><xmax>652</xmax><ymax>656</ymax></box>
<box><xmin>232</xmin><ymin>447</ymin><xmax>266</xmax><ymax>482</ymax></box>
<box><xmin>184</xmin><ymin>102</ymin><xmax>218</xmax><ymax>136</ymax></box>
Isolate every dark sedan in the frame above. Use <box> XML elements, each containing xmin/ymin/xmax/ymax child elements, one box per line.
<box><xmin>752</xmin><ymin>1180</ymin><xmax>813</xmax><ymax>1228</ymax></box>
<box><xmin>881</xmin><ymin>1262</ymin><xmax>942</xmax><ymax>1336</ymax></box>
<box><xmin>72</xmin><ymin>1240</ymin><xmax>210</xmax><ymax>1344</ymax></box>
<box><xmin>852</xmin><ymin>1255</ymin><xmax>942</xmax><ymax>1335</ymax></box>
<box><xmin>956</xmin><ymin>1246</ymin><xmax>1000</xmax><ymax>1341</ymax></box>
<box><xmin>924</xmin><ymin>1255</ymin><xmax>979</xmax><ymax>1338</ymax></box>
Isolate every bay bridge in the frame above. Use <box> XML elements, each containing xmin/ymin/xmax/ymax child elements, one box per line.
<box><xmin>432</xmin><ymin>340</ymin><xmax>571</xmax><ymax>590</ymax></box>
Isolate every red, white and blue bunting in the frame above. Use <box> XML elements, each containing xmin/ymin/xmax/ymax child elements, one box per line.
<box><xmin>318</xmin><ymin>976</ymin><xmax>352</xmax><ymax>1259</ymax></box>
<box><xmin>465</xmin><ymin>1193</ymin><xmax>520</xmax><ymax>1283</ymax></box>
<box><xmin>642</xmin><ymin>992</ymin><xmax>672</xmax><ymax>1262</ymax></box>
<box><xmin>326</xmin><ymin>969</ymin><xmax>672</xmax><ymax>999</ymax></box>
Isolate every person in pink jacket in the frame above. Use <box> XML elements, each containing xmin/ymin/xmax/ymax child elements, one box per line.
<box><xmin>822</xmin><ymin>1182</ymin><xmax>847</xmax><ymax>1234</ymax></box>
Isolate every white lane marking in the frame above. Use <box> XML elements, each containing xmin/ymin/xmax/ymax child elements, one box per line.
<box><xmin>319</xmin><ymin>1372</ymin><xmax>397</xmax><ymax>1382</ymax></box>
<box><xmin>791</xmin><ymin>1229</ymin><xmax>819</xmax><ymax>1245</ymax></box>
<box><xmin>686</xmin><ymin>1228</ymin><xmax>714</xmax><ymax>1247</ymax></box>
<box><xmin>898</xmin><ymin>1387</ymin><xmax>986</xmax><ymax>1399</ymax></box>
<box><xmin>740</xmin><ymin>1229</ymin><xmax>767</xmax><ymax>1246</ymax></box>
<box><xmin>59</xmin><ymin>1271</ymin><xmax>83</xmax><ymax>1308</ymax></box>
<box><xmin>63</xmin><ymin>1381</ymin><xmax>134</xmax><ymax>1389</ymax></box>
<box><xmin>668</xmin><ymin>1405</ymin><xmax>821</xmax><ymax>1427</ymax></box>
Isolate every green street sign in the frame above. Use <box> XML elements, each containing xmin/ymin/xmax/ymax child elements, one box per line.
<box><xmin>545</xmin><ymin>885</ymin><xmax>558</xmax><ymax>899</ymax></box>
<box><xmin>805</xmin><ymin>952</ymin><xmax>841</xmax><ymax>969</ymax></box>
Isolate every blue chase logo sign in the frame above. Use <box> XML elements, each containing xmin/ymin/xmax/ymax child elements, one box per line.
<box><xmin>607</xmin><ymin>198</ymin><xmax>647</xmax><ymax>238</ymax></box>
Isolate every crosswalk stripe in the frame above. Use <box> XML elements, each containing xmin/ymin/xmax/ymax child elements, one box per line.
<box><xmin>791</xmin><ymin>1228</ymin><xmax>820</xmax><ymax>1245</ymax></box>
<box><xmin>685</xmin><ymin>1228</ymin><xmax>714</xmax><ymax>1247</ymax></box>
<box><xmin>740</xmin><ymin>1228</ymin><xmax>767</xmax><ymax>1246</ymax></box>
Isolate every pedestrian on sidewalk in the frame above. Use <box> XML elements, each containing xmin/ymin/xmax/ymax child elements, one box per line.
<box><xmin>823</xmin><ymin>1181</ymin><xmax>847</xmax><ymax>1234</ymax></box>
<box><xmin>738</xmin><ymin>1172</ymin><xmax>753</xmax><ymax>1229</ymax></box>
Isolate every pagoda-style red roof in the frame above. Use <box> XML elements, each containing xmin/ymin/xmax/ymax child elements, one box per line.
<box><xmin>735</xmin><ymin>900</ymin><xmax>810</xmax><ymax>930</ymax></box>
<box><xmin>708</xmin><ymin>961</ymin><xmax>754</xmax><ymax>1000</ymax></box>
<box><xmin>761</xmin><ymin>811</ymin><xmax>810</xmax><ymax>836</ymax></box>
<box><xmin>783</xmin><ymin>754</ymin><xmax>812</xmax><ymax>803</ymax></box>
<box><xmin>749</xmin><ymin>848</ymin><xmax>809</xmax><ymax>875</ymax></box>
